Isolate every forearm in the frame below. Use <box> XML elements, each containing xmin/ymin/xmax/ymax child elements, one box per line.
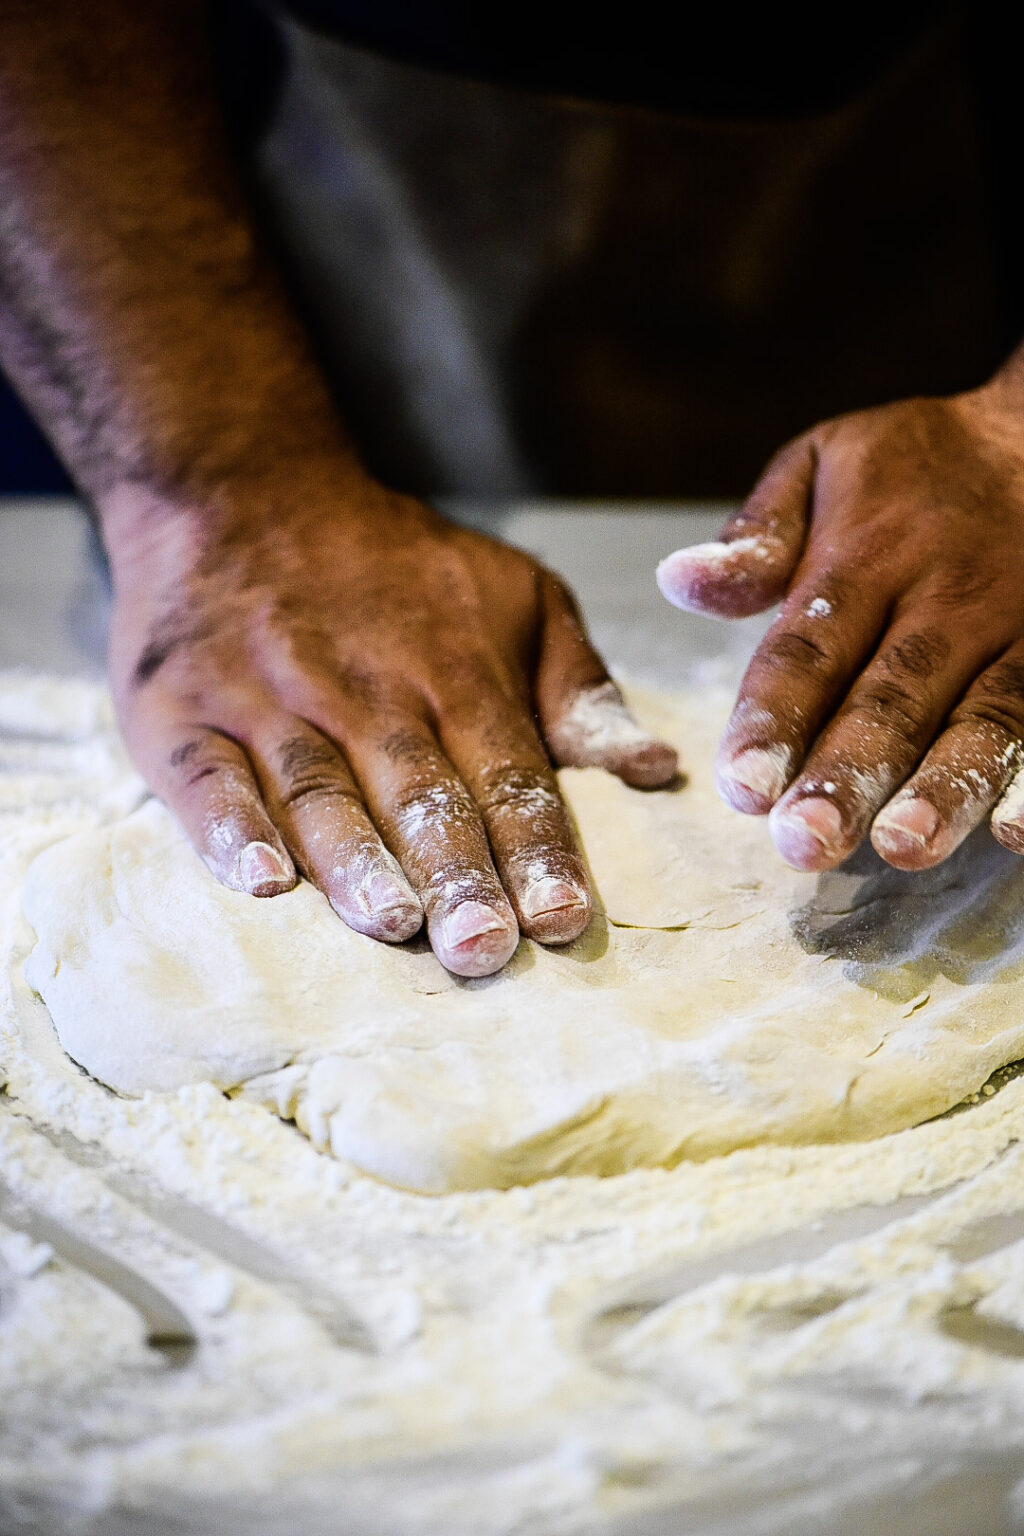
<box><xmin>0</xmin><ymin>0</ymin><xmax>366</xmax><ymax>532</ymax></box>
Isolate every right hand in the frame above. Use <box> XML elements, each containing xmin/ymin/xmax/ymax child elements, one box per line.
<box><xmin>103</xmin><ymin>469</ymin><xmax>677</xmax><ymax>977</ymax></box>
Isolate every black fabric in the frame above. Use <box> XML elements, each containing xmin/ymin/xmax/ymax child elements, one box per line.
<box><xmin>0</xmin><ymin>0</ymin><xmax>1013</xmax><ymax>494</ymax></box>
<box><xmin>270</xmin><ymin>1</ymin><xmax>950</xmax><ymax>118</ymax></box>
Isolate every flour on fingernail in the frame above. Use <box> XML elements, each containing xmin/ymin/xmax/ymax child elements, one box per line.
<box><xmin>994</xmin><ymin>767</ymin><xmax>1024</xmax><ymax>836</ymax></box>
<box><xmin>717</xmin><ymin>744</ymin><xmax>792</xmax><ymax>810</ymax></box>
<box><xmin>236</xmin><ymin>841</ymin><xmax>293</xmax><ymax>895</ymax></box>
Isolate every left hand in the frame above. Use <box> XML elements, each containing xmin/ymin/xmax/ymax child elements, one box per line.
<box><xmin>657</xmin><ymin>370</ymin><xmax>1024</xmax><ymax>872</ymax></box>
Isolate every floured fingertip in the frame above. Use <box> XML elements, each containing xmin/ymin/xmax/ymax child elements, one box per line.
<box><xmin>992</xmin><ymin>771</ymin><xmax>1024</xmax><ymax>854</ymax></box>
<box><xmin>656</xmin><ymin>537</ymin><xmax>783</xmax><ymax>619</ymax></box>
<box><xmin>715</xmin><ymin>743</ymin><xmax>792</xmax><ymax>814</ymax></box>
<box><xmin>549</xmin><ymin>682</ymin><xmax>678</xmax><ymax>786</ymax></box>
<box><xmin>232</xmin><ymin>840</ymin><xmax>296</xmax><ymax>897</ymax></box>
<box><xmin>614</xmin><ymin>740</ymin><xmax>679</xmax><ymax>788</ymax></box>
<box><xmin>432</xmin><ymin>899</ymin><xmax>520</xmax><ymax>977</ymax></box>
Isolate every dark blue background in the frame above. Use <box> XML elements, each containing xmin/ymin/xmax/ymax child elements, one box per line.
<box><xmin>0</xmin><ymin>388</ymin><xmax>72</xmax><ymax>494</ymax></box>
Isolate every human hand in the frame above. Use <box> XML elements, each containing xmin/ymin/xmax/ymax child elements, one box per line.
<box><xmin>657</xmin><ymin>376</ymin><xmax>1024</xmax><ymax>873</ymax></box>
<box><xmin>104</xmin><ymin>471</ymin><xmax>676</xmax><ymax>977</ymax></box>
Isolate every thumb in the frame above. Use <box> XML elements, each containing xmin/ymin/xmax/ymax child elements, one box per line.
<box><xmin>534</xmin><ymin>573</ymin><xmax>678</xmax><ymax>789</ymax></box>
<box><xmin>656</xmin><ymin>431</ymin><xmax>815</xmax><ymax>619</ymax></box>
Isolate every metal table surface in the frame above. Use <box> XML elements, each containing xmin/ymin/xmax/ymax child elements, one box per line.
<box><xmin>0</xmin><ymin>495</ymin><xmax>766</xmax><ymax>684</ymax></box>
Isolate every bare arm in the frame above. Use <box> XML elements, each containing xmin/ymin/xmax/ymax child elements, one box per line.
<box><xmin>0</xmin><ymin>0</ymin><xmax>676</xmax><ymax>975</ymax></box>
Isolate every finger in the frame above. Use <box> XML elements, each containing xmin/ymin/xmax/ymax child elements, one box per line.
<box><xmin>714</xmin><ymin>567</ymin><xmax>890</xmax><ymax>814</ymax></box>
<box><xmin>872</xmin><ymin>710</ymin><xmax>1023</xmax><ymax>871</ymax></box>
<box><xmin>345</xmin><ymin>717</ymin><xmax>519</xmax><ymax>977</ymax></box>
<box><xmin>993</xmin><ymin>769</ymin><xmax>1024</xmax><ymax>854</ymax></box>
<box><xmin>656</xmin><ymin>432</ymin><xmax>814</xmax><ymax>619</ymax></box>
<box><xmin>128</xmin><ymin>713</ymin><xmax>296</xmax><ymax>896</ymax></box>
<box><xmin>437</xmin><ymin>691</ymin><xmax>592</xmax><ymax>945</ymax></box>
<box><xmin>970</xmin><ymin>649</ymin><xmax>1024</xmax><ymax>856</ymax></box>
<box><xmin>251</xmin><ymin>719</ymin><xmax>422</xmax><ymax>941</ymax></box>
<box><xmin>536</xmin><ymin>573</ymin><xmax>678</xmax><ymax>788</ymax></box>
<box><xmin>768</xmin><ymin>618</ymin><xmax>991</xmax><ymax>871</ymax></box>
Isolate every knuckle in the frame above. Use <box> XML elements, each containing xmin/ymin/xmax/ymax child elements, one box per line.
<box><xmin>131</xmin><ymin>604</ymin><xmax>207</xmax><ymax>690</ymax></box>
<box><xmin>880</xmin><ymin>628</ymin><xmax>950</xmax><ymax>682</ymax></box>
<box><xmin>924</xmin><ymin>556</ymin><xmax>997</xmax><ymax>609</ymax></box>
<box><xmin>274</xmin><ymin>731</ymin><xmax>360</xmax><ymax>812</ymax></box>
<box><xmin>335</xmin><ymin>663</ymin><xmax>387</xmax><ymax>713</ymax></box>
<box><xmin>279</xmin><ymin>777</ymin><xmax>361</xmax><ymax>814</ymax></box>
<box><xmin>380</xmin><ymin>728</ymin><xmax>436</xmax><ymax>771</ymax></box>
<box><xmin>277</xmin><ymin>734</ymin><xmax>338</xmax><ymax>780</ymax></box>
<box><xmin>949</xmin><ymin>700</ymin><xmax>1024</xmax><ymax>742</ymax></box>
<box><xmin>168</xmin><ymin>738</ymin><xmax>238</xmax><ymax>793</ymax></box>
<box><xmin>845</xmin><ymin>681</ymin><xmax>928</xmax><ymax>737</ymax></box>
<box><xmin>948</xmin><ymin>658</ymin><xmax>1024</xmax><ymax>742</ymax></box>
<box><xmin>475</xmin><ymin>766</ymin><xmax>562</xmax><ymax>824</ymax></box>
<box><xmin>759</xmin><ymin>627</ymin><xmax>831</xmax><ymax>674</ymax></box>
<box><xmin>393</xmin><ymin>781</ymin><xmax>477</xmax><ymax>841</ymax></box>
<box><xmin>977</xmin><ymin>658</ymin><xmax>1024</xmax><ymax>707</ymax></box>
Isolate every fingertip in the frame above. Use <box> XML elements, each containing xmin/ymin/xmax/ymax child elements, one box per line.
<box><xmin>518</xmin><ymin>875</ymin><xmax>592</xmax><ymax>944</ymax></box>
<box><xmin>871</xmin><ymin>798</ymin><xmax>944</xmax><ymax>870</ymax></box>
<box><xmin>337</xmin><ymin>893</ymin><xmax>424</xmax><ymax>943</ymax></box>
<box><xmin>714</xmin><ymin>744</ymin><xmax>792</xmax><ymax>814</ymax></box>
<box><xmin>549</xmin><ymin>681</ymin><xmax>677</xmax><ymax>787</ymax></box>
<box><xmin>992</xmin><ymin>777</ymin><xmax>1024</xmax><ymax>854</ymax></box>
<box><xmin>432</xmin><ymin>899</ymin><xmax>520</xmax><ymax>977</ymax></box>
<box><xmin>233</xmin><ymin>840</ymin><xmax>297</xmax><ymax>897</ymax></box>
<box><xmin>656</xmin><ymin>540</ymin><xmax>783</xmax><ymax>619</ymax></box>
<box><xmin>344</xmin><ymin>866</ymin><xmax>424</xmax><ymax>942</ymax></box>
<box><xmin>769</xmin><ymin>797</ymin><xmax>844</xmax><ymax>870</ymax></box>
<box><xmin>992</xmin><ymin>815</ymin><xmax>1024</xmax><ymax>856</ymax></box>
<box><xmin>614</xmin><ymin>740</ymin><xmax>679</xmax><ymax>789</ymax></box>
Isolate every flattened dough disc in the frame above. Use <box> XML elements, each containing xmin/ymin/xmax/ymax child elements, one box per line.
<box><xmin>21</xmin><ymin>686</ymin><xmax>1024</xmax><ymax>1194</ymax></box>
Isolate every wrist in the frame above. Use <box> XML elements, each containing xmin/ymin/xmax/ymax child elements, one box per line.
<box><xmin>96</xmin><ymin>455</ymin><xmax>430</xmax><ymax>592</ymax></box>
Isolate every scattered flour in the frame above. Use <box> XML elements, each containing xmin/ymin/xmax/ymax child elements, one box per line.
<box><xmin>3</xmin><ymin>674</ymin><xmax>1024</xmax><ymax>1534</ymax></box>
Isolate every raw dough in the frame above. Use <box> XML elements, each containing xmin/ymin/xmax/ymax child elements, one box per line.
<box><xmin>20</xmin><ymin>685</ymin><xmax>1024</xmax><ymax>1194</ymax></box>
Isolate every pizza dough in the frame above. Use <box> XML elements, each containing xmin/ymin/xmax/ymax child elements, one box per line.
<box><xmin>20</xmin><ymin>685</ymin><xmax>1024</xmax><ymax>1194</ymax></box>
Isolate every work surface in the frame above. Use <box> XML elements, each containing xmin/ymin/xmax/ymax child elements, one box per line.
<box><xmin>3</xmin><ymin>499</ymin><xmax>1024</xmax><ymax>1536</ymax></box>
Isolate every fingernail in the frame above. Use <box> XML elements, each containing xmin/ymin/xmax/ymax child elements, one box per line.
<box><xmin>770</xmin><ymin>797</ymin><xmax>843</xmax><ymax>867</ymax></box>
<box><xmin>440</xmin><ymin>900</ymin><xmax>508</xmax><ymax>951</ymax></box>
<box><xmin>716</xmin><ymin>745</ymin><xmax>791</xmax><ymax>812</ymax></box>
<box><xmin>521</xmin><ymin>876</ymin><xmax>587</xmax><ymax>920</ymax></box>
<box><xmin>656</xmin><ymin>539</ymin><xmax>764</xmax><ymax>610</ymax></box>
<box><xmin>873</xmin><ymin>797</ymin><xmax>939</xmax><ymax>853</ymax></box>
<box><xmin>359</xmin><ymin>869</ymin><xmax>418</xmax><ymax>916</ymax></box>
<box><xmin>656</xmin><ymin>547</ymin><xmax>716</xmax><ymax>609</ymax></box>
<box><xmin>237</xmin><ymin>841</ymin><xmax>293</xmax><ymax>896</ymax></box>
<box><xmin>352</xmin><ymin>869</ymin><xmax>422</xmax><ymax>940</ymax></box>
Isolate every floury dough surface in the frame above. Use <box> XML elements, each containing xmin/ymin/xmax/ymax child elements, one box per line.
<box><xmin>6</xmin><ymin>669</ymin><xmax>1024</xmax><ymax>1536</ymax></box>
<box><xmin>20</xmin><ymin>683</ymin><xmax>1024</xmax><ymax>1195</ymax></box>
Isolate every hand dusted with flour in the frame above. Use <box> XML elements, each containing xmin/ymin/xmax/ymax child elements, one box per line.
<box><xmin>659</xmin><ymin>373</ymin><xmax>1024</xmax><ymax>876</ymax></box>
<box><xmin>0</xmin><ymin>2</ymin><xmax>674</xmax><ymax>979</ymax></box>
<box><xmin>106</xmin><ymin>484</ymin><xmax>676</xmax><ymax>979</ymax></box>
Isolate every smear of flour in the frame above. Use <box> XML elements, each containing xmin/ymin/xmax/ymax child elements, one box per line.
<box><xmin>994</xmin><ymin>768</ymin><xmax>1024</xmax><ymax>839</ymax></box>
<box><xmin>4</xmin><ymin>673</ymin><xmax>1024</xmax><ymax>1536</ymax></box>
<box><xmin>555</xmin><ymin>681</ymin><xmax>657</xmax><ymax>756</ymax></box>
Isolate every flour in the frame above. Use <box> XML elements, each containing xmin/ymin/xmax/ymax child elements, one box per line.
<box><xmin>4</xmin><ymin>672</ymin><xmax>1024</xmax><ymax>1534</ymax></box>
<box><xmin>553</xmin><ymin>680</ymin><xmax>659</xmax><ymax>756</ymax></box>
<box><xmin>995</xmin><ymin>767</ymin><xmax>1024</xmax><ymax>847</ymax></box>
